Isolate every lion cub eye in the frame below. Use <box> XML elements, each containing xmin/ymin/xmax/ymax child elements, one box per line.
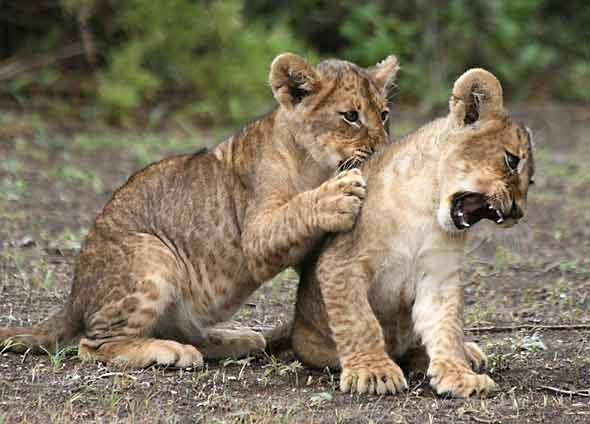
<box><xmin>380</xmin><ymin>110</ymin><xmax>389</xmax><ymax>122</ymax></box>
<box><xmin>340</xmin><ymin>111</ymin><xmax>359</xmax><ymax>123</ymax></box>
<box><xmin>505</xmin><ymin>151</ymin><xmax>520</xmax><ymax>173</ymax></box>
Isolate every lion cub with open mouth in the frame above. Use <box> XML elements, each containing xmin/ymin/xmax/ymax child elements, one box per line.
<box><xmin>284</xmin><ymin>69</ymin><xmax>535</xmax><ymax>397</ymax></box>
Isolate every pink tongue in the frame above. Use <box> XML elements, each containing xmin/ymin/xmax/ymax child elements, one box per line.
<box><xmin>462</xmin><ymin>195</ymin><xmax>485</xmax><ymax>214</ymax></box>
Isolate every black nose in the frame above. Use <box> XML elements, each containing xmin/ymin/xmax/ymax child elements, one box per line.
<box><xmin>510</xmin><ymin>202</ymin><xmax>524</xmax><ymax>220</ymax></box>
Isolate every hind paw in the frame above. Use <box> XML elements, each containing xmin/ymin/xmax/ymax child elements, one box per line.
<box><xmin>82</xmin><ymin>337</ymin><xmax>204</xmax><ymax>369</ymax></box>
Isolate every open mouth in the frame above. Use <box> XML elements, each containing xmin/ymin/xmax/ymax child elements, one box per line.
<box><xmin>451</xmin><ymin>192</ymin><xmax>506</xmax><ymax>229</ymax></box>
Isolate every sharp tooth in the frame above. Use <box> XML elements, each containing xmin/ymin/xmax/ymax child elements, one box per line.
<box><xmin>462</xmin><ymin>222</ymin><xmax>470</xmax><ymax>228</ymax></box>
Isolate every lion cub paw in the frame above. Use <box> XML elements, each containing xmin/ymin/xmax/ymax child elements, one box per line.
<box><xmin>465</xmin><ymin>342</ymin><xmax>488</xmax><ymax>372</ymax></box>
<box><xmin>428</xmin><ymin>359</ymin><xmax>498</xmax><ymax>398</ymax></box>
<box><xmin>340</xmin><ymin>358</ymin><xmax>407</xmax><ymax>395</ymax></box>
<box><xmin>315</xmin><ymin>169</ymin><xmax>366</xmax><ymax>232</ymax></box>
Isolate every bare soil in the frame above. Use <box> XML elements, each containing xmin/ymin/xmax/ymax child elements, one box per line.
<box><xmin>1</xmin><ymin>104</ymin><xmax>589</xmax><ymax>423</ymax></box>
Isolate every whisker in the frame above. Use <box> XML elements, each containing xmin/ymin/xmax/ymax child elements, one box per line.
<box><xmin>338</xmin><ymin>157</ymin><xmax>355</xmax><ymax>172</ymax></box>
<box><xmin>337</xmin><ymin>148</ymin><xmax>376</xmax><ymax>172</ymax></box>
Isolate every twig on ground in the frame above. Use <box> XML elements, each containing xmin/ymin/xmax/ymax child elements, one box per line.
<box><xmin>538</xmin><ymin>385</ymin><xmax>590</xmax><ymax>397</ymax></box>
<box><xmin>97</xmin><ymin>372</ymin><xmax>138</xmax><ymax>381</ymax></box>
<box><xmin>471</xmin><ymin>416</ymin><xmax>495</xmax><ymax>424</ymax></box>
<box><xmin>465</xmin><ymin>323</ymin><xmax>590</xmax><ymax>333</ymax></box>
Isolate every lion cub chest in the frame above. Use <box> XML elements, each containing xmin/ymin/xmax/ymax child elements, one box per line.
<box><xmin>365</xmin><ymin>230</ymin><xmax>464</xmax><ymax>357</ymax></box>
<box><xmin>365</xmin><ymin>249</ymin><xmax>418</xmax><ymax>357</ymax></box>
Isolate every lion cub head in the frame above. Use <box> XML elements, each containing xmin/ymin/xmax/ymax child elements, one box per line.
<box><xmin>270</xmin><ymin>53</ymin><xmax>399</xmax><ymax>171</ymax></box>
<box><xmin>437</xmin><ymin>69</ymin><xmax>535</xmax><ymax>232</ymax></box>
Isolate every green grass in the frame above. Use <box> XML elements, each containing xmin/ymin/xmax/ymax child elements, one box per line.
<box><xmin>309</xmin><ymin>391</ymin><xmax>333</xmax><ymax>407</ymax></box>
<box><xmin>100</xmin><ymin>383</ymin><xmax>124</xmax><ymax>411</ymax></box>
<box><xmin>1</xmin><ymin>248</ymin><xmax>64</xmax><ymax>291</ymax></box>
<box><xmin>222</xmin><ymin>356</ymin><xmax>255</xmax><ymax>381</ymax></box>
<box><xmin>534</xmin><ymin>143</ymin><xmax>590</xmax><ymax>210</ymax></box>
<box><xmin>558</xmin><ymin>258</ymin><xmax>589</xmax><ymax>274</ymax></box>
<box><xmin>39</xmin><ymin>345</ymin><xmax>78</xmax><ymax>370</ymax></box>
<box><xmin>258</xmin><ymin>354</ymin><xmax>303</xmax><ymax>387</ymax></box>
<box><xmin>0</xmin><ymin>176</ymin><xmax>27</xmax><ymax>201</ymax></box>
<box><xmin>465</xmin><ymin>302</ymin><xmax>497</xmax><ymax>325</ymax></box>
<box><xmin>493</xmin><ymin>245</ymin><xmax>522</xmax><ymax>271</ymax></box>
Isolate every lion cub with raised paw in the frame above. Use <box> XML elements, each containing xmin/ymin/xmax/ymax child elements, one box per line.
<box><xmin>0</xmin><ymin>53</ymin><xmax>399</xmax><ymax>368</ymax></box>
<box><xmin>282</xmin><ymin>69</ymin><xmax>534</xmax><ymax>397</ymax></box>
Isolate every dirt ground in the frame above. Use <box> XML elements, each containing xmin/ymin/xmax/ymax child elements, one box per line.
<box><xmin>1</xmin><ymin>104</ymin><xmax>589</xmax><ymax>423</ymax></box>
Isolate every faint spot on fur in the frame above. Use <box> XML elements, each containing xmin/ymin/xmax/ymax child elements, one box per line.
<box><xmin>139</xmin><ymin>280</ymin><xmax>160</xmax><ymax>300</ymax></box>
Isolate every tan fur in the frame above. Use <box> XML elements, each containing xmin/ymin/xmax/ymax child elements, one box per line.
<box><xmin>0</xmin><ymin>53</ymin><xmax>399</xmax><ymax>367</ymax></box>
<box><xmin>282</xmin><ymin>69</ymin><xmax>534</xmax><ymax>397</ymax></box>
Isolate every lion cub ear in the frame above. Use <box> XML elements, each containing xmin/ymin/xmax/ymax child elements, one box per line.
<box><xmin>369</xmin><ymin>55</ymin><xmax>399</xmax><ymax>94</ymax></box>
<box><xmin>269</xmin><ymin>53</ymin><xmax>321</xmax><ymax>110</ymax></box>
<box><xmin>450</xmin><ymin>68</ymin><xmax>504</xmax><ymax>126</ymax></box>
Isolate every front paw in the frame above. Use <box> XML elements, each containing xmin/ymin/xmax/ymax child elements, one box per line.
<box><xmin>428</xmin><ymin>358</ymin><xmax>498</xmax><ymax>398</ymax></box>
<box><xmin>340</xmin><ymin>357</ymin><xmax>407</xmax><ymax>395</ymax></box>
<box><xmin>314</xmin><ymin>169</ymin><xmax>366</xmax><ymax>232</ymax></box>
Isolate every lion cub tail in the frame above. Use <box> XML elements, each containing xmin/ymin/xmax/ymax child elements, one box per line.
<box><xmin>0</xmin><ymin>308</ymin><xmax>74</xmax><ymax>354</ymax></box>
<box><xmin>263</xmin><ymin>319</ymin><xmax>293</xmax><ymax>355</ymax></box>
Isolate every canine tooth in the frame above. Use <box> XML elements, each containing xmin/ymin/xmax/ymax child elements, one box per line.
<box><xmin>462</xmin><ymin>222</ymin><xmax>470</xmax><ymax>228</ymax></box>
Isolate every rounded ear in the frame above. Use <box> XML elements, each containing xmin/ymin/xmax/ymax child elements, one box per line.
<box><xmin>269</xmin><ymin>53</ymin><xmax>321</xmax><ymax>110</ymax></box>
<box><xmin>369</xmin><ymin>55</ymin><xmax>399</xmax><ymax>93</ymax></box>
<box><xmin>450</xmin><ymin>68</ymin><xmax>503</xmax><ymax>126</ymax></box>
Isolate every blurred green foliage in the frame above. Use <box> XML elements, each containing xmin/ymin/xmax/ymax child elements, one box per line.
<box><xmin>1</xmin><ymin>0</ymin><xmax>315</xmax><ymax>125</ymax></box>
<box><xmin>250</xmin><ymin>0</ymin><xmax>590</xmax><ymax>110</ymax></box>
<box><xmin>0</xmin><ymin>0</ymin><xmax>588</xmax><ymax>126</ymax></box>
<box><xmin>96</xmin><ymin>0</ymin><xmax>314</xmax><ymax>123</ymax></box>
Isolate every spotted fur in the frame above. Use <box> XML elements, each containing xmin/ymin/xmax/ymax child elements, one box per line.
<box><xmin>0</xmin><ymin>53</ymin><xmax>399</xmax><ymax>367</ymax></box>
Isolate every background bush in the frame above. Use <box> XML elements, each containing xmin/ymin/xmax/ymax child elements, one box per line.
<box><xmin>0</xmin><ymin>0</ymin><xmax>588</xmax><ymax>126</ymax></box>
<box><xmin>250</xmin><ymin>0</ymin><xmax>590</xmax><ymax>109</ymax></box>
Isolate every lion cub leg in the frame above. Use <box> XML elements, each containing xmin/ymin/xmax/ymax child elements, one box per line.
<box><xmin>317</xmin><ymin>253</ymin><xmax>407</xmax><ymax>395</ymax></box>
<box><xmin>79</xmin><ymin>337</ymin><xmax>203</xmax><ymax>368</ymax></box>
<box><xmin>291</xmin><ymin>313</ymin><xmax>340</xmax><ymax>369</ymax></box>
<box><xmin>413</xmin><ymin>281</ymin><xmax>497</xmax><ymax>397</ymax></box>
<box><xmin>198</xmin><ymin>328</ymin><xmax>265</xmax><ymax>360</ymax></box>
<box><xmin>79</xmin><ymin>273</ymin><xmax>203</xmax><ymax>369</ymax></box>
